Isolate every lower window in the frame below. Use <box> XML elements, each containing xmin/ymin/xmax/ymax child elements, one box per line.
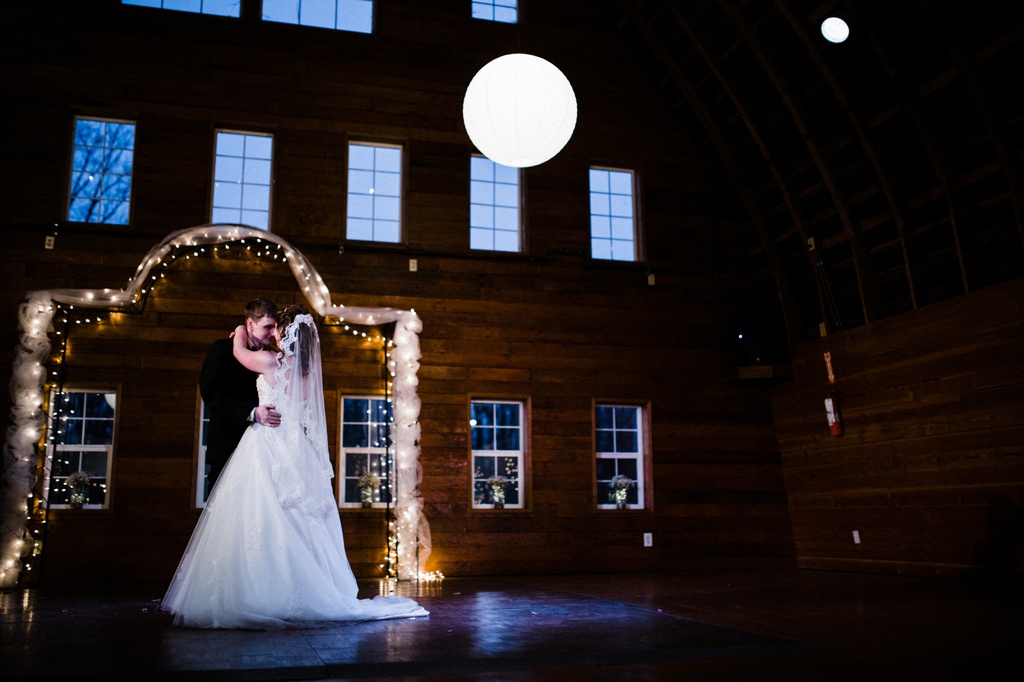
<box><xmin>339</xmin><ymin>396</ymin><xmax>393</xmax><ymax>507</ymax></box>
<box><xmin>595</xmin><ymin>403</ymin><xmax>647</xmax><ymax>509</ymax></box>
<box><xmin>45</xmin><ymin>389</ymin><xmax>117</xmax><ymax>509</ymax></box>
<box><xmin>471</xmin><ymin>399</ymin><xmax>524</xmax><ymax>509</ymax></box>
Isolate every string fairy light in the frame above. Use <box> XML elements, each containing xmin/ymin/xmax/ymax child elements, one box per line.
<box><xmin>0</xmin><ymin>224</ymin><xmax>435</xmax><ymax>588</ymax></box>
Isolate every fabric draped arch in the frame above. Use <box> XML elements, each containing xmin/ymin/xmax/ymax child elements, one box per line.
<box><xmin>0</xmin><ymin>224</ymin><xmax>430</xmax><ymax>588</ymax></box>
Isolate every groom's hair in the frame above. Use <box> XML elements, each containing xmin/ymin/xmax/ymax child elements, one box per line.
<box><xmin>244</xmin><ymin>298</ymin><xmax>279</xmax><ymax>321</ymax></box>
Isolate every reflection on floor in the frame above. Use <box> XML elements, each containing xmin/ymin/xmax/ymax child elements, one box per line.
<box><xmin>2</xmin><ymin>569</ymin><xmax>1021</xmax><ymax>681</ymax></box>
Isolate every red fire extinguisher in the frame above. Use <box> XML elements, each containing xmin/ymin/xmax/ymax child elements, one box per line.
<box><xmin>825</xmin><ymin>393</ymin><xmax>842</xmax><ymax>436</ymax></box>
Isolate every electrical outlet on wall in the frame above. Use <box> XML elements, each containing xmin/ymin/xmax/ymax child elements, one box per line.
<box><xmin>643</xmin><ymin>532</ymin><xmax>653</xmax><ymax>547</ymax></box>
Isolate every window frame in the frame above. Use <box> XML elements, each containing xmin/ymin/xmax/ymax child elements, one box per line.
<box><xmin>338</xmin><ymin>394</ymin><xmax>394</xmax><ymax>509</ymax></box>
<box><xmin>43</xmin><ymin>387</ymin><xmax>120</xmax><ymax>511</ymax></box>
<box><xmin>262</xmin><ymin>0</ymin><xmax>375</xmax><ymax>34</ymax></box>
<box><xmin>121</xmin><ymin>0</ymin><xmax>241</xmax><ymax>17</ymax></box>
<box><xmin>588</xmin><ymin>166</ymin><xmax>642</xmax><ymax>263</ymax></box>
<box><xmin>593</xmin><ymin>401</ymin><xmax>651</xmax><ymax>511</ymax></box>
<box><xmin>345</xmin><ymin>141</ymin><xmax>405</xmax><ymax>245</ymax></box>
<box><xmin>469</xmin><ymin>154</ymin><xmax>523</xmax><ymax>253</ymax></box>
<box><xmin>471</xmin><ymin>0</ymin><xmax>518</xmax><ymax>24</ymax></box>
<box><xmin>66</xmin><ymin>115</ymin><xmax>136</xmax><ymax>227</ymax></box>
<box><xmin>469</xmin><ymin>397</ymin><xmax>529</xmax><ymax>510</ymax></box>
<box><xmin>210</xmin><ymin>128</ymin><xmax>275</xmax><ymax>231</ymax></box>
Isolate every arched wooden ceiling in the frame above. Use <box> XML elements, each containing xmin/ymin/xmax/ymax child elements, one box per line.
<box><xmin>603</xmin><ymin>0</ymin><xmax>1024</xmax><ymax>344</ymax></box>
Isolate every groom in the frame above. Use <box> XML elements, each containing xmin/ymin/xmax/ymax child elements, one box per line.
<box><xmin>200</xmin><ymin>297</ymin><xmax>282</xmax><ymax>492</ymax></box>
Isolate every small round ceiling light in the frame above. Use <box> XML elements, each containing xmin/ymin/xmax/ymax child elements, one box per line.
<box><xmin>821</xmin><ymin>17</ymin><xmax>850</xmax><ymax>43</ymax></box>
<box><xmin>463</xmin><ymin>53</ymin><xmax>578</xmax><ymax>168</ymax></box>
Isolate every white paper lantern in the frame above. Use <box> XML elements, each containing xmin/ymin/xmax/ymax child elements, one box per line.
<box><xmin>462</xmin><ymin>53</ymin><xmax>578</xmax><ymax>168</ymax></box>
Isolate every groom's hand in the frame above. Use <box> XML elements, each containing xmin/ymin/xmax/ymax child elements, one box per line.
<box><xmin>255</xmin><ymin>404</ymin><xmax>282</xmax><ymax>427</ymax></box>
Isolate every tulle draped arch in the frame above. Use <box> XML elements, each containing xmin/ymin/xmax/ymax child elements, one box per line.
<box><xmin>0</xmin><ymin>224</ymin><xmax>430</xmax><ymax>588</ymax></box>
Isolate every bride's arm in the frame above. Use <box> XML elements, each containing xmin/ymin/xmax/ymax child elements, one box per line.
<box><xmin>232</xmin><ymin>325</ymin><xmax>278</xmax><ymax>376</ymax></box>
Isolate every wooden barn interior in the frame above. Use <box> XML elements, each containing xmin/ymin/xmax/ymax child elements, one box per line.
<box><xmin>1</xmin><ymin>0</ymin><xmax>1023</xmax><ymax>677</ymax></box>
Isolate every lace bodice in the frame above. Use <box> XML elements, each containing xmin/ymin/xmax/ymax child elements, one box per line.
<box><xmin>256</xmin><ymin>374</ymin><xmax>276</xmax><ymax>407</ymax></box>
<box><xmin>254</xmin><ymin>371</ymin><xmax>331</xmax><ymax>480</ymax></box>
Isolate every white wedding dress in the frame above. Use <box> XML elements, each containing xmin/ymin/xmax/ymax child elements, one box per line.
<box><xmin>162</xmin><ymin>316</ymin><xmax>428</xmax><ymax>629</ymax></box>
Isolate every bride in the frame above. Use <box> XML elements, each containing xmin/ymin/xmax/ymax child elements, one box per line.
<box><xmin>161</xmin><ymin>304</ymin><xmax>428</xmax><ymax>628</ymax></box>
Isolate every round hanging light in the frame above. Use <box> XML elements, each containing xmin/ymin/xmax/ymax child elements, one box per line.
<box><xmin>462</xmin><ymin>53</ymin><xmax>577</xmax><ymax>168</ymax></box>
<box><xmin>821</xmin><ymin>17</ymin><xmax>850</xmax><ymax>43</ymax></box>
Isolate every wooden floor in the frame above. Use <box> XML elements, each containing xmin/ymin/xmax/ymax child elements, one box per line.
<box><xmin>2</xmin><ymin>568</ymin><xmax>1021</xmax><ymax>681</ymax></box>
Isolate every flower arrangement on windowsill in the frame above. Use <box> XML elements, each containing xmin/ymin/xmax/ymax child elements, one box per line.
<box><xmin>609</xmin><ymin>474</ymin><xmax>635</xmax><ymax>509</ymax></box>
<box><xmin>358</xmin><ymin>471</ymin><xmax>381</xmax><ymax>508</ymax></box>
<box><xmin>66</xmin><ymin>471</ymin><xmax>91</xmax><ymax>509</ymax></box>
<box><xmin>486</xmin><ymin>475</ymin><xmax>509</xmax><ymax>509</ymax></box>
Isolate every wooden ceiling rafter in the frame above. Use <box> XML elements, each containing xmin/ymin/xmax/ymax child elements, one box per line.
<box><xmin>612</xmin><ymin>0</ymin><xmax>806</xmax><ymax>345</ymax></box>
<box><xmin>715</xmin><ymin>0</ymin><xmax>882</xmax><ymax>326</ymax></box>
<box><xmin>650</xmin><ymin>0</ymin><xmax>832</xmax><ymax>334</ymax></box>
<box><xmin>775</xmin><ymin>0</ymin><xmax>921</xmax><ymax>311</ymax></box>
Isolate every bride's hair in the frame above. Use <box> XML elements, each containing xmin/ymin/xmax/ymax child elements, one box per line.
<box><xmin>276</xmin><ymin>303</ymin><xmax>313</xmax><ymax>376</ymax></box>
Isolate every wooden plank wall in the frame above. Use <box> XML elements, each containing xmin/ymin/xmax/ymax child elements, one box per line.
<box><xmin>773</xmin><ymin>278</ymin><xmax>1024</xmax><ymax>577</ymax></box>
<box><xmin>1</xmin><ymin>0</ymin><xmax>795</xmax><ymax>585</ymax></box>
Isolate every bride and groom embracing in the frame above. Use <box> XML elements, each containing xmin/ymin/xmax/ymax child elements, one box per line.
<box><xmin>161</xmin><ymin>299</ymin><xmax>428</xmax><ymax>629</ymax></box>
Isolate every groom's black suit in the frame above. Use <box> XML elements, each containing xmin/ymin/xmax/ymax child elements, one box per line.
<box><xmin>200</xmin><ymin>336</ymin><xmax>259</xmax><ymax>490</ymax></box>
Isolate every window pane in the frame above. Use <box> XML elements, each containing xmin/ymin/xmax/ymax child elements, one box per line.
<box><xmin>338</xmin><ymin>0</ymin><xmax>373</xmax><ymax>33</ymax></box>
<box><xmin>615</xmin><ymin>406</ymin><xmax>638</xmax><ymax>429</ymax></box>
<box><xmin>472</xmin><ymin>426</ymin><xmax>494</xmax><ymax>451</ymax></box>
<box><xmin>595</xmin><ymin>458</ymin><xmax>617</xmax><ymax>480</ymax></box>
<box><xmin>473</xmin><ymin>456</ymin><xmax>495</xmax><ymax>479</ymax></box>
<box><xmin>344</xmin><ymin>398</ymin><xmax>369</xmax><ymax>421</ymax></box>
<box><xmin>494</xmin><ymin>229</ymin><xmax>519</xmax><ymax>252</ymax></box>
<box><xmin>343</xmin><ymin>423</ymin><xmax>368</xmax><ymax>447</ymax></box>
<box><xmin>495</xmin><ymin>427</ymin><xmax>519</xmax><ymax>451</ymax></box>
<box><xmin>496</xmin><ymin>403</ymin><xmax>520</xmax><ymax>426</ymax></box>
<box><xmin>472</xmin><ymin>402</ymin><xmax>493</xmax><ymax>425</ymax></box>
<box><xmin>617</xmin><ymin>458</ymin><xmax>639</xmax><ymax>480</ymax></box>
<box><xmin>345</xmin><ymin>453</ymin><xmax>366</xmax><ymax>477</ymax></box>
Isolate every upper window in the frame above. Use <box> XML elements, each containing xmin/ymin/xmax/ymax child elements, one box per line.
<box><xmin>68</xmin><ymin>117</ymin><xmax>136</xmax><ymax>225</ymax></box>
<box><xmin>595</xmin><ymin>404</ymin><xmax>646</xmax><ymax>510</ymax></box>
<box><xmin>212</xmin><ymin>130</ymin><xmax>273</xmax><ymax>230</ymax></box>
<box><xmin>470</xmin><ymin>155</ymin><xmax>521</xmax><ymax>252</ymax></box>
<box><xmin>45</xmin><ymin>390</ymin><xmax>117</xmax><ymax>510</ymax></box>
<box><xmin>122</xmin><ymin>0</ymin><xmax>240</xmax><ymax>17</ymax></box>
<box><xmin>472</xmin><ymin>0</ymin><xmax>517</xmax><ymax>23</ymax></box>
<box><xmin>471</xmin><ymin>400</ymin><xmax>524</xmax><ymax>509</ymax></box>
<box><xmin>589</xmin><ymin>167</ymin><xmax>637</xmax><ymax>262</ymax></box>
<box><xmin>339</xmin><ymin>396</ymin><xmax>393</xmax><ymax>508</ymax></box>
<box><xmin>347</xmin><ymin>142</ymin><xmax>403</xmax><ymax>243</ymax></box>
<box><xmin>263</xmin><ymin>0</ymin><xmax>374</xmax><ymax>34</ymax></box>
